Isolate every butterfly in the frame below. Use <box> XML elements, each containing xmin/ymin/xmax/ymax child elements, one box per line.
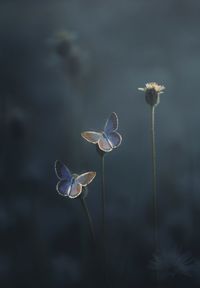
<box><xmin>81</xmin><ymin>112</ymin><xmax>122</xmax><ymax>152</ymax></box>
<box><xmin>55</xmin><ymin>160</ymin><xmax>96</xmax><ymax>199</ymax></box>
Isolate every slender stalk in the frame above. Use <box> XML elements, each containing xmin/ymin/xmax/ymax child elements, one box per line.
<box><xmin>150</xmin><ymin>106</ymin><xmax>159</xmax><ymax>285</ymax></box>
<box><xmin>1</xmin><ymin>94</ymin><xmax>6</xmax><ymax>175</ymax></box>
<box><xmin>101</xmin><ymin>154</ymin><xmax>108</xmax><ymax>286</ymax></box>
<box><xmin>101</xmin><ymin>154</ymin><xmax>105</xmax><ymax>242</ymax></box>
<box><xmin>80</xmin><ymin>196</ymin><xmax>96</xmax><ymax>246</ymax></box>
<box><xmin>151</xmin><ymin>106</ymin><xmax>158</xmax><ymax>250</ymax></box>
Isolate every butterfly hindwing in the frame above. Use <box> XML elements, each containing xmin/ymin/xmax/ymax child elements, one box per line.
<box><xmin>81</xmin><ymin>131</ymin><xmax>102</xmax><ymax>144</ymax></box>
<box><xmin>98</xmin><ymin>135</ymin><xmax>113</xmax><ymax>152</ymax></box>
<box><xmin>55</xmin><ymin>160</ymin><xmax>72</xmax><ymax>181</ymax></box>
<box><xmin>76</xmin><ymin>172</ymin><xmax>96</xmax><ymax>186</ymax></box>
<box><xmin>56</xmin><ymin>180</ymin><xmax>72</xmax><ymax>196</ymax></box>
<box><xmin>104</xmin><ymin>112</ymin><xmax>118</xmax><ymax>134</ymax></box>
<box><xmin>107</xmin><ymin>131</ymin><xmax>122</xmax><ymax>148</ymax></box>
<box><xmin>68</xmin><ymin>180</ymin><xmax>82</xmax><ymax>198</ymax></box>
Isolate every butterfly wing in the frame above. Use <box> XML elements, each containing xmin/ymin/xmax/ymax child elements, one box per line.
<box><xmin>98</xmin><ymin>135</ymin><xmax>113</xmax><ymax>152</ymax></box>
<box><xmin>76</xmin><ymin>172</ymin><xmax>96</xmax><ymax>187</ymax></box>
<box><xmin>81</xmin><ymin>131</ymin><xmax>102</xmax><ymax>144</ymax></box>
<box><xmin>55</xmin><ymin>160</ymin><xmax>72</xmax><ymax>181</ymax></box>
<box><xmin>104</xmin><ymin>112</ymin><xmax>118</xmax><ymax>134</ymax></box>
<box><xmin>107</xmin><ymin>131</ymin><xmax>122</xmax><ymax>148</ymax></box>
<box><xmin>68</xmin><ymin>180</ymin><xmax>82</xmax><ymax>199</ymax></box>
<box><xmin>56</xmin><ymin>180</ymin><xmax>72</xmax><ymax>196</ymax></box>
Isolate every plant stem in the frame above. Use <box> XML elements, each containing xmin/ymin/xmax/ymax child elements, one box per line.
<box><xmin>101</xmin><ymin>154</ymin><xmax>108</xmax><ymax>286</ymax></box>
<box><xmin>151</xmin><ymin>106</ymin><xmax>159</xmax><ymax>285</ymax></box>
<box><xmin>80</xmin><ymin>196</ymin><xmax>96</xmax><ymax>247</ymax></box>
<box><xmin>101</xmin><ymin>154</ymin><xmax>105</xmax><ymax>244</ymax></box>
<box><xmin>151</xmin><ymin>106</ymin><xmax>158</xmax><ymax>250</ymax></box>
<box><xmin>1</xmin><ymin>94</ymin><xmax>6</xmax><ymax>175</ymax></box>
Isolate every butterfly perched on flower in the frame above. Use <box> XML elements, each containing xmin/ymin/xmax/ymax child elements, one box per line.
<box><xmin>81</xmin><ymin>112</ymin><xmax>122</xmax><ymax>152</ymax></box>
<box><xmin>55</xmin><ymin>160</ymin><xmax>96</xmax><ymax>199</ymax></box>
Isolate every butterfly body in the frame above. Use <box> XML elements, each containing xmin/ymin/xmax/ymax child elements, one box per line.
<box><xmin>55</xmin><ymin>161</ymin><xmax>96</xmax><ymax>199</ymax></box>
<box><xmin>81</xmin><ymin>112</ymin><xmax>122</xmax><ymax>152</ymax></box>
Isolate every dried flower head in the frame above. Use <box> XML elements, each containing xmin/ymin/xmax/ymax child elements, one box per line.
<box><xmin>138</xmin><ymin>82</ymin><xmax>165</xmax><ymax>107</ymax></box>
<box><xmin>81</xmin><ymin>112</ymin><xmax>122</xmax><ymax>153</ymax></box>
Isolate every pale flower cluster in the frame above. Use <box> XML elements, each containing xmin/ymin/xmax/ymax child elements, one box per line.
<box><xmin>138</xmin><ymin>82</ymin><xmax>165</xmax><ymax>94</ymax></box>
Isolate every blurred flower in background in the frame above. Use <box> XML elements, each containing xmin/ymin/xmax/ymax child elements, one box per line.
<box><xmin>47</xmin><ymin>30</ymin><xmax>91</xmax><ymax>83</ymax></box>
<box><xmin>150</xmin><ymin>247</ymin><xmax>193</xmax><ymax>281</ymax></box>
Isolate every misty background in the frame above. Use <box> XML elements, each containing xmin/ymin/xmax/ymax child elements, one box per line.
<box><xmin>1</xmin><ymin>0</ymin><xmax>200</xmax><ymax>287</ymax></box>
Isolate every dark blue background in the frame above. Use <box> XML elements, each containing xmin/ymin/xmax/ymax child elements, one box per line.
<box><xmin>1</xmin><ymin>0</ymin><xmax>200</xmax><ymax>287</ymax></box>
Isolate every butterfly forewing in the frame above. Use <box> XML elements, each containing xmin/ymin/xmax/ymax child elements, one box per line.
<box><xmin>107</xmin><ymin>131</ymin><xmax>122</xmax><ymax>148</ymax></box>
<box><xmin>81</xmin><ymin>131</ymin><xmax>102</xmax><ymax>144</ymax></box>
<box><xmin>76</xmin><ymin>172</ymin><xmax>96</xmax><ymax>186</ymax></box>
<box><xmin>55</xmin><ymin>160</ymin><xmax>72</xmax><ymax>181</ymax></box>
<box><xmin>104</xmin><ymin>112</ymin><xmax>118</xmax><ymax>134</ymax></box>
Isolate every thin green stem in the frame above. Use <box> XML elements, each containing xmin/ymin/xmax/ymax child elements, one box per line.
<box><xmin>151</xmin><ymin>106</ymin><xmax>159</xmax><ymax>285</ymax></box>
<box><xmin>80</xmin><ymin>197</ymin><xmax>96</xmax><ymax>247</ymax></box>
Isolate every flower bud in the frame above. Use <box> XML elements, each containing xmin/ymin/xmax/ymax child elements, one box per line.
<box><xmin>145</xmin><ymin>88</ymin><xmax>160</xmax><ymax>106</ymax></box>
<box><xmin>138</xmin><ymin>82</ymin><xmax>165</xmax><ymax>107</ymax></box>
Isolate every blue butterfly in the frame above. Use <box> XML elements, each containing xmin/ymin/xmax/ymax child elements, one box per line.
<box><xmin>81</xmin><ymin>112</ymin><xmax>122</xmax><ymax>152</ymax></box>
<box><xmin>55</xmin><ymin>160</ymin><xmax>96</xmax><ymax>198</ymax></box>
